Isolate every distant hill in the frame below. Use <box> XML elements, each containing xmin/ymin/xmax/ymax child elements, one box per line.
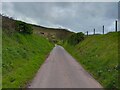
<box><xmin>1</xmin><ymin>15</ymin><xmax>73</xmax><ymax>42</ymax></box>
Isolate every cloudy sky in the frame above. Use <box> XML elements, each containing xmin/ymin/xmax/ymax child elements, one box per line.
<box><xmin>2</xmin><ymin>2</ymin><xmax>118</xmax><ymax>34</ymax></box>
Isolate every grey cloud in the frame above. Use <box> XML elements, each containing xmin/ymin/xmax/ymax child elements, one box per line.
<box><xmin>2</xmin><ymin>2</ymin><xmax>118</xmax><ymax>33</ymax></box>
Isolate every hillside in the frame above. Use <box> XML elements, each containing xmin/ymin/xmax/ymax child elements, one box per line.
<box><xmin>1</xmin><ymin>15</ymin><xmax>56</xmax><ymax>88</ymax></box>
<box><xmin>2</xmin><ymin>15</ymin><xmax>73</xmax><ymax>42</ymax></box>
<box><xmin>32</xmin><ymin>25</ymin><xmax>73</xmax><ymax>41</ymax></box>
<box><xmin>1</xmin><ymin>14</ymin><xmax>74</xmax><ymax>88</ymax></box>
<box><xmin>2</xmin><ymin>29</ymin><xmax>54</xmax><ymax>88</ymax></box>
<box><xmin>63</xmin><ymin>32</ymin><xmax>119</xmax><ymax>89</ymax></box>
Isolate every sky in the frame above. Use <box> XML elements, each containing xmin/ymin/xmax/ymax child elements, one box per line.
<box><xmin>1</xmin><ymin>2</ymin><xmax>118</xmax><ymax>34</ymax></box>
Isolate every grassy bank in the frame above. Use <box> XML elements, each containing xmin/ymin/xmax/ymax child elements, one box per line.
<box><xmin>63</xmin><ymin>32</ymin><xmax>119</xmax><ymax>89</ymax></box>
<box><xmin>2</xmin><ymin>30</ymin><xmax>54</xmax><ymax>88</ymax></box>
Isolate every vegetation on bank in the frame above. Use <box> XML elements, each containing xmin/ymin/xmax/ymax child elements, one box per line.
<box><xmin>15</xmin><ymin>21</ymin><xmax>33</xmax><ymax>34</ymax></box>
<box><xmin>2</xmin><ymin>14</ymin><xmax>119</xmax><ymax>89</ymax></box>
<box><xmin>0</xmin><ymin>29</ymin><xmax>2</xmax><ymax>89</ymax></box>
<box><xmin>67</xmin><ymin>32</ymin><xmax>84</xmax><ymax>45</ymax></box>
<box><xmin>2</xmin><ymin>30</ymin><xmax>54</xmax><ymax>88</ymax></box>
<box><xmin>63</xmin><ymin>32</ymin><xmax>119</xmax><ymax>89</ymax></box>
<box><xmin>2</xmin><ymin>15</ymin><xmax>73</xmax><ymax>43</ymax></box>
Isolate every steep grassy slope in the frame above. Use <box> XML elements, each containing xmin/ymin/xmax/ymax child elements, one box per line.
<box><xmin>2</xmin><ymin>30</ymin><xmax>54</xmax><ymax>88</ymax></box>
<box><xmin>63</xmin><ymin>32</ymin><xmax>119</xmax><ymax>89</ymax></box>
<box><xmin>1</xmin><ymin>15</ymin><xmax>73</xmax><ymax>88</ymax></box>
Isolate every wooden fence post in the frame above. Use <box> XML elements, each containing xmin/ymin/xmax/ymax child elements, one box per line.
<box><xmin>94</xmin><ymin>28</ymin><xmax>95</xmax><ymax>35</ymax></box>
<box><xmin>103</xmin><ymin>25</ymin><xmax>104</xmax><ymax>34</ymax></box>
<box><xmin>87</xmin><ymin>31</ymin><xmax>88</xmax><ymax>36</ymax></box>
<box><xmin>115</xmin><ymin>20</ymin><xmax>117</xmax><ymax>32</ymax></box>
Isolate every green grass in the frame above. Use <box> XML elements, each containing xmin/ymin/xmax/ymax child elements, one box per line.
<box><xmin>0</xmin><ymin>28</ymin><xmax>2</xmax><ymax>89</ymax></box>
<box><xmin>2</xmin><ymin>30</ymin><xmax>54</xmax><ymax>88</ymax></box>
<box><xmin>63</xmin><ymin>32</ymin><xmax>119</xmax><ymax>89</ymax></box>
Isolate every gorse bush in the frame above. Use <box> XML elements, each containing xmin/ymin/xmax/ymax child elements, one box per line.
<box><xmin>67</xmin><ymin>32</ymin><xmax>84</xmax><ymax>45</ymax></box>
<box><xmin>15</xmin><ymin>21</ymin><xmax>33</xmax><ymax>34</ymax></box>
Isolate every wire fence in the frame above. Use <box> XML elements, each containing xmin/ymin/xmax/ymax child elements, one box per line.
<box><xmin>85</xmin><ymin>20</ymin><xmax>118</xmax><ymax>36</ymax></box>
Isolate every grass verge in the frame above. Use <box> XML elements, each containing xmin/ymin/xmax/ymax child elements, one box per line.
<box><xmin>2</xmin><ymin>30</ymin><xmax>54</xmax><ymax>88</ymax></box>
<box><xmin>63</xmin><ymin>32</ymin><xmax>119</xmax><ymax>89</ymax></box>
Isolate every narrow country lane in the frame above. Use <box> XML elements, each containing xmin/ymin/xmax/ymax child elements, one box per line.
<box><xmin>28</xmin><ymin>45</ymin><xmax>102</xmax><ymax>88</ymax></box>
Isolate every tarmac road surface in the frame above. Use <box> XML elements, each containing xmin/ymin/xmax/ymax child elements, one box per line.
<box><xmin>28</xmin><ymin>45</ymin><xmax>102</xmax><ymax>88</ymax></box>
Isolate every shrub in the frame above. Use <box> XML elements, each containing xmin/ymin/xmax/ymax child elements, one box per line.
<box><xmin>15</xmin><ymin>21</ymin><xmax>33</xmax><ymax>34</ymax></box>
<box><xmin>68</xmin><ymin>32</ymin><xmax>84</xmax><ymax>45</ymax></box>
